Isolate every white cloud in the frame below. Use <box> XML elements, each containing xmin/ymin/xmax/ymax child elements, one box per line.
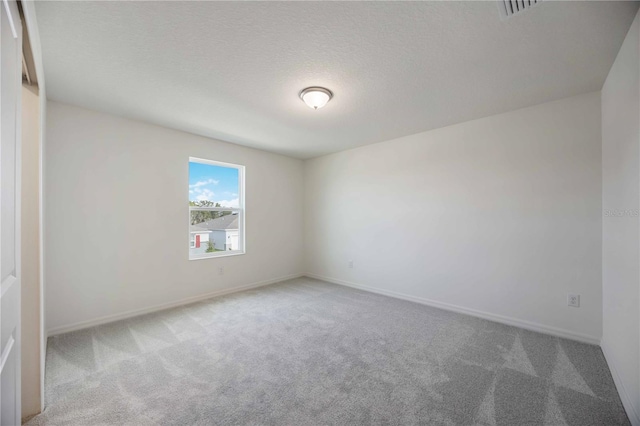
<box><xmin>195</xmin><ymin>189</ymin><xmax>215</xmax><ymax>201</ymax></box>
<box><xmin>189</xmin><ymin>179</ymin><xmax>219</xmax><ymax>189</ymax></box>
<box><xmin>216</xmin><ymin>198</ymin><xmax>239</xmax><ymax>208</ymax></box>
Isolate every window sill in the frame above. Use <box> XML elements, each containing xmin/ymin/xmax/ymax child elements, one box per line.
<box><xmin>189</xmin><ymin>250</ymin><xmax>245</xmax><ymax>261</ymax></box>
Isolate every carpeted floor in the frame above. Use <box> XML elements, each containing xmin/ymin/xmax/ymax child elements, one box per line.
<box><xmin>28</xmin><ymin>277</ymin><xmax>628</xmax><ymax>425</ymax></box>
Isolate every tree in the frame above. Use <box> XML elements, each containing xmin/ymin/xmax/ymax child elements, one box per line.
<box><xmin>189</xmin><ymin>200</ymin><xmax>223</xmax><ymax>225</ymax></box>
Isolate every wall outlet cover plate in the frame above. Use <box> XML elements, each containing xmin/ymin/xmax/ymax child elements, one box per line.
<box><xmin>568</xmin><ymin>294</ymin><xmax>580</xmax><ymax>308</ymax></box>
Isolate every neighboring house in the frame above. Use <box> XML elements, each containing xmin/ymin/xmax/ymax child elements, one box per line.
<box><xmin>190</xmin><ymin>213</ymin><xmax>239</xmax><ymax>252</ymax></box>
<box><xmin>189</xmin><ymin>225</ymin><xmax>211</xmax><ymax>252</ymax></box>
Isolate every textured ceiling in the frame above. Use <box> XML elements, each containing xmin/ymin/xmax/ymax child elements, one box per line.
<box><xmin>36</xmin><ymin>1</ymin><xmax>638</xmax><ymax>159</ymax></box>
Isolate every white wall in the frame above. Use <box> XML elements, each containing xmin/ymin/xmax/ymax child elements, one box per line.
<box><xmin>305</xmin><ymin>92</ymin><xmax>603</xmax><ymax>343</ymax></box>
<box><xmin>21</xmin><ymin>84</ymin><xmax>41</xmax><ymax>420</ymax></box>
<box><xmin>45</xmin><ymin>101</ymin><xmax>304</xmax><ymax>333</ymax></box>
<box><xmin>602</xmin><ymin>9</ymin><xmax>640</xmax><ymax>426</ymax></box>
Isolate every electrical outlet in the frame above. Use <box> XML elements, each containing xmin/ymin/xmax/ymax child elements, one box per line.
<box><xmin>218</xmin><ymin>266</ymin><xmax>224</xmax><ymax>276</ymax></box>
<box><xmin>567</xmin><ymin>294</ymin><xmax>580</xmax><ymax>308</ymax></box>
<box><xmin>348</xmin><ymin>260</ymin><xmax>354</xmax><ymax>269</ymax></box>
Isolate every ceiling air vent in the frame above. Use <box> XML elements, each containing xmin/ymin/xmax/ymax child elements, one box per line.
<box><xmin>498</xmin><ymin>0</ymin><xmax>542</xmax><ymax>20</ymax></box>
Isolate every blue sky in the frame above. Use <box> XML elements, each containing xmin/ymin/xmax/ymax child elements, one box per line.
<box><xmin>189</xmin><ymin>161</ymin><xmax>239</xmax><ymax>207</ymax></box>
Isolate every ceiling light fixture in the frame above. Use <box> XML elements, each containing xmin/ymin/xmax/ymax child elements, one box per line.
<box><xmin>299</xmin><ymin>87</ymin><xmax>333</xmax><ymax>110</ymax></box>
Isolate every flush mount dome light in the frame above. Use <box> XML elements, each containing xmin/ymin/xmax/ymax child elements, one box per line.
<box><xmin>299</xmin><ymin>87</ymin><xmax>333</xmax><ymax>110</ymax></box>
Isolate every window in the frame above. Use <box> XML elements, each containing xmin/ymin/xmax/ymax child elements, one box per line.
<box><xmin>189</xmin><ymin>157</ymin><xmax>244</xmax><ymax>260</ymax></box>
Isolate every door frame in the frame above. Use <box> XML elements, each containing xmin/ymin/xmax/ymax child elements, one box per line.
<box><xmin>17</xmin><ymin>0</ymin><xmax>46</xmax><ymax>414</ymax></box>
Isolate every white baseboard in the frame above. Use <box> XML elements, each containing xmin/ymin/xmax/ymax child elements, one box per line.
<box><xmin>601</xmin><ymin>340</ymin><xmax>640</xmax><ymax>426</ymax></box>
<box><xmin>47</xmin><ymin>273</ymin><xmax>303</xmax><ymax>336</ymax></box>
<box><xmin>305</xmin><ymin>273</ymin><xmax>601</xmax><ymax>345</ymax></box>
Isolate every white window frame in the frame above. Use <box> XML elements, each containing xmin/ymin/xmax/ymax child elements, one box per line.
<box><xmin>189</xmin><ymin>157</ymin><xmax>245</xmax><ymax>260</ymax></box>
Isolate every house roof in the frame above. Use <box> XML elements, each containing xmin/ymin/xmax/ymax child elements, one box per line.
<box><xmin>191</xmin><ymin>214</ymin><xmax>239</xmax><ymax>232</ymax></box>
